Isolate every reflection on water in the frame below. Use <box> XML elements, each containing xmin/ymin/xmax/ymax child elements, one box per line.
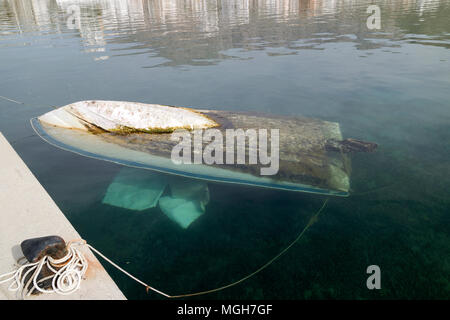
<box><xmin>1</xmin><ymin>0</ymin><xmax>449</xmax><ymax>66</ymax></box>
<box><xmin>0</xmin><ymin>0</ymin><xmax>449</xmax><ymax>300</ymax></box>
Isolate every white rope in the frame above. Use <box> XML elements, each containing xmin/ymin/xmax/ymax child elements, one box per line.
<box><xmin>0</xmin><ymin>239</ymin><xmax>167</xmax><ymax>299</ymax></box>
<box><xmin>0</xmin><ymin>240</ymin><xmax>88</xmax><ymax>299</ymax></box>
<box><xmin>85</xmin><ymin>244</ymin><xmax>170</xmax><ymax>298</ymax></box>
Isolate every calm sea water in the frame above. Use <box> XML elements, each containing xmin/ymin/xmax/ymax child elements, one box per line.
<box><xmin>0</xmin><ymin>0</ymin><xmax>449</xmax><ymax>299</ymax></box>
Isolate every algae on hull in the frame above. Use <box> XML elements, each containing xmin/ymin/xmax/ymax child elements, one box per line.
<box><xmin>89</xmin><ymin>110</ymin><xmax>351</xmax><ymax>193</ymax></box>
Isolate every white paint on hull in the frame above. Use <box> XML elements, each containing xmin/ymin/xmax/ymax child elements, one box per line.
<box><xmin>39</xmin><ymin>100</ymin><xmax>219</xmax><ymax>132</ymax></box>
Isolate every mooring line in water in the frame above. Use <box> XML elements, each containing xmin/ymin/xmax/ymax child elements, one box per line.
<box><xmin>351</xmin><ymin>183</ymin><xmax>399</xmax><ymax>196</ymax></box>
<box><xmin>92</xmin><ymin>198</ymin><xmax>329</xmax><ymax>298</ymax></box>
<box><xmin>0</xmin><ymin>95</ymin><xmax>24</xmax><ymax>105</ymax></box>
<box><xmin>9</xmin><ymin>134</ymin><xmax>38</xmax><ymax>145</ymax></box>
<box><xmin>0</xmin><ymin>199</ymin><xmax>328</xmax><ymax>299</ymax></box>
<box><xmin>163</xmin><ymin>198</ymin><xmax>329</xmax><ymax>298</ymax></box>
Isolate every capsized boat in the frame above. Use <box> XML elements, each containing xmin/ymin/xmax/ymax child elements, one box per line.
<box><xmin>31</xmin><ymin>100</ymin><xmax>376</xmax><ymax>197</ymax></box>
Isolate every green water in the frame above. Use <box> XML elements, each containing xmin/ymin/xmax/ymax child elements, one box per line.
<box><xmin>0</xmin><ymin>0</ymin><xmax>449</xmax><ymax>299</ymax></box>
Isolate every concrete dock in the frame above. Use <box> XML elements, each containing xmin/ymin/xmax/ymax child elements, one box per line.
<box><xmin>0</xmin><ymin>132</ymin><xmax>126</xmax><ymax>300</ymax></box>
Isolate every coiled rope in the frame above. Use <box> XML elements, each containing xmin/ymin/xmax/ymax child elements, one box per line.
<box><xmin>1</xmin><ymin>199</ymin><xmax>328</xmax><ymax>299</ymax></box>
<box><xmin>0</xmin><ymin>240</ymin><xmax>88</xmax><ymax>298</ymax></box>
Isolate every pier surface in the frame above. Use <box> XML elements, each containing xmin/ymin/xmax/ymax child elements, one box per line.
<box><xmin>0</xmin><ymin>132</ymin><xmax>126</xmax><ymax>300</ymax></box>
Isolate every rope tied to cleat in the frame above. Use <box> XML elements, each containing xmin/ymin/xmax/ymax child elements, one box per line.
<box><xmin>0</xmin><ymin>240</ymin><xmax>88</xmax><ymax>298</ymax></box>
<box><xmin>0</xmin><ymin>199</ymin><xmax>328</xmax><ymax>299</ymax></box>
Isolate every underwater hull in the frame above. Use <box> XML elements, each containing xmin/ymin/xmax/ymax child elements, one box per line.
<box><xmin>31</xmin><ymin>101</ymin><xmax>351</xmax><ymax>196</ymax></box>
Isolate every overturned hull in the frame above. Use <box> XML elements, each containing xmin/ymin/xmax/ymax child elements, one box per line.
<box><xmin>31</xmin><ymin>100</ymin><xmax>351</xmax><ymax>196</ymax></box>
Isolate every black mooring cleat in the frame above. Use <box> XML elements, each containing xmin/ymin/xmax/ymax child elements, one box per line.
<box><xmin>20</xmin><ymin>235</ymin><xmax>67</xmax><ymax>263</ymax></box>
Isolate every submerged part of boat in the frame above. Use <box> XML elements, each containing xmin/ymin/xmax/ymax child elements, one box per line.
<box><xmin>32</xmin><ymin>100</ymin><xmax>357</xmax><ymax>196</ymax></box>
<box><xmin>102</xmin><ymin>168</ymin><xmax>168</xmax><ymax>211</ymax></box>
<box><xmin>160</xmin><ymin>177</ymin><xmax>210</xmax><ymax>229</ymax></box>
<box><xmin>102</xmin><ymin>167</ymin><xmax>209</xmax><ymax>228</ymax></box>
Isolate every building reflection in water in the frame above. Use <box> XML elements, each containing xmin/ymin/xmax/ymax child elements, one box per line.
<box><xmin>0</xmin><ymin>0</ymin><xmax>448</xmax><ymax>65</ymax></box>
